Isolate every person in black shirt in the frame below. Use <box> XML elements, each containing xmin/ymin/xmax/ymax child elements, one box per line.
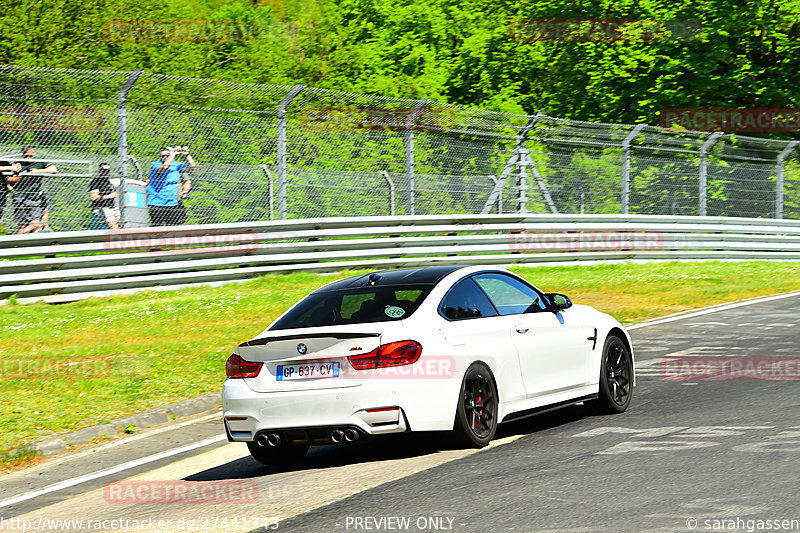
<box><xmin>88</xmin><ymin>163</ymin><xmax>119</xmax><ymax>229</ymax></box>
<box><xmin>7</xmin><ymin>146</ymin><xmax>58</xmax><ymax>234</ymax></box>
<box><xmin>0</xmin><ymin>150</ymin><xmax>21</xmax><ymax>230</ymax></box>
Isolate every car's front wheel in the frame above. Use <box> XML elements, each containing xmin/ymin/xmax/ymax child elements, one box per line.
<box><xmin>453</xmin><ymin>361</ymin><xmax>498</xmax><ymax>447</ymax></box>
<box><xmin>590</xmin><ymin>335</ymin><xmax>633</xmax><ymax>414</ymax></box>
<box><xmin>246</xmin><ymin>441</ymin><xmax>309</xmax><ymax>466</ymax></box>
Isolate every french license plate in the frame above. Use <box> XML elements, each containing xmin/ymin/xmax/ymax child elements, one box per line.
<box><xmin>276</xmin><ymin>361</ymin><xmax>340</xmax><ymax>381</ymax></box>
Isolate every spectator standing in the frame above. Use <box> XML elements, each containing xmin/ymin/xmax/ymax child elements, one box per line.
<box><xmin>7</xmin><ymin>146</ymin><xmax>57</xmax><ymax>234</ymax></box>
<box><xmin>0</xmin><ymin>150</ymin><xmax>21</xmax><ymax>230</ymax></box>
<box><xmin>145</xmin><ymin>146</ymin><xmax>195</xmax><ymax>226</ymax></box>
<box><xmin>88</xmin><ymin>162</ymin><xmax>120</xmax><ymax>229</ymax></box>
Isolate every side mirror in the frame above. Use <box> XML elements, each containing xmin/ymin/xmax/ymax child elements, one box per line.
<box><xmin>546</xmin><ymin>293</ymin><xmax>572</xmax><ymax>312</ymax></box>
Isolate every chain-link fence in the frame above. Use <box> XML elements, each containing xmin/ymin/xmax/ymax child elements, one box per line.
<box><xmin>2</xmin><ymin>64</ymin><xmax>800</xmax><ymax>232</ymax></box>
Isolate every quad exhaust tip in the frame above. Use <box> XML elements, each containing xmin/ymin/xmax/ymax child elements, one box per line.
<box><xmin>330</xmin><ymin>428</ymin><xmax>359</xmax><ymax>443</ymax></box>
<box><xmin>256</xmin><ymin>433</ymin><xmax>282</xmax><ymax>447</ymax></box>
<box><xmin>257</xmin><ymin>429</ymin><xmax>359</xmax><ymax>446</ymax></box>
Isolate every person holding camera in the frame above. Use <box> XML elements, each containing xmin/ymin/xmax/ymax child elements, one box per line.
<box><xmin>7</xmin><ymin>145</ymin><xmax>58</xmax><ymax>234</ymax></box>
<box><xmin>145</xmin><ymin>146</ymin><xmax>195</xmax><ymax>226</ymax></box>
<box><xmin>88</xmin><ymin>162</ymin><xmax>120</xmax><ymax>229</ymax></box>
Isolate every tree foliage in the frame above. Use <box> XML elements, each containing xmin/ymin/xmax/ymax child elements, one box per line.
<box><xmin>1</xmin><ymin>0</ymin><xmax>799</xmax><ymax>125</ymax></box>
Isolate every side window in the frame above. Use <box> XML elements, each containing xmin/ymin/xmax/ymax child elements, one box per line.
<box><xmin>472</xmin><ymin>273</ymin><xmax>548</xmax><ymax>315</ymax></box>
<box><xmin>439</xmin><ymin>278</ymin><xmax>499</xmax><ymax>320</ymax></box>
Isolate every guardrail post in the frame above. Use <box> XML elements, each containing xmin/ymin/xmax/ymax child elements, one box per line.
<box><xmin>405</xmin><ymin>99</ymin><xmax>429</xmax><ymax>216</ymax></box>
<box><xmin>276</xmin><ymin>84</ymin><xmax>305</xmax><ymax>220</ymax></box>
<box><xmin>621</xmin><ymin>123</ymin><xmax>646</xmax><ymax>214</ymax></box>
<box><xmin>699</xmin><ymin>132</ymin><xmax>723</xmax><ymax>216</ymax></box>
<box><xmin>776</xmin><ymin>141</ymin><xmax>798</xmax><ymax>219</ymax></box>
<box><xmin>116</xmin><ymin>70</ymin><xmax>143</xmax><ymax>229</ymax></box>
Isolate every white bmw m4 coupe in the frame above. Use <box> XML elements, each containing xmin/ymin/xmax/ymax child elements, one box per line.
<box><xmin>222</xmin><ymin>265</ymin><xmax>634</xmax><ymax>465</ymax></box>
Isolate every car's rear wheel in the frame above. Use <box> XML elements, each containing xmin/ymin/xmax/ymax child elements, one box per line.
<box><xmin>590</xmin><ymin>335</ymin><xmax>633</xmax><ymax>414</ymax></box>
<box><xmin>246</xmin><ymin>441</ymin><xmax>309</xmax><ymax>466</ymax></box>
<box><xmin>453</xmin><ymin>361</ymin><xmax>498</xmax><ymax>448</ymax></box>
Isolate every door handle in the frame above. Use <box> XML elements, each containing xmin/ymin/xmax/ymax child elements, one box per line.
<box><xmin>514</xmin><ymin>325</ymin><xmax>529</xmax><ymax>334</ymax></box>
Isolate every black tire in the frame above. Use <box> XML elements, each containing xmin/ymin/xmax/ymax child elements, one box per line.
<box><xmin>246</xmin><ymin>441</ymin><xmax>309</xmax><ymax>466</ymax></box>
<box><xmin>590</xmin><ymin>335</ymin><xmax>633</xmax><ymax>414</ymax></box>
<box><xmin>453</xmin><ymin>361</ymin><xmax>499</xmax><ymax>448</ymax></box>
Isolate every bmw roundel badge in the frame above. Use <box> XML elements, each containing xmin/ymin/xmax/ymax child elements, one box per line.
<box><xmin>297</xmin><ymin>343</ymin><xmax>307</xmax><ymax>355</ymax></box>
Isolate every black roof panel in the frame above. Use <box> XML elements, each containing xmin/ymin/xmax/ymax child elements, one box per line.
<box><xmin>317</xmin><ymin>266</ymin><xmax>465</xmax><ymax>292</ymax></box>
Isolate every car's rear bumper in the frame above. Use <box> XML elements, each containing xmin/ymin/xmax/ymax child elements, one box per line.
<box><xmin>222</xmin><ymin>376</ymin><xmax>459</xmax><ymax>442</ymax></box>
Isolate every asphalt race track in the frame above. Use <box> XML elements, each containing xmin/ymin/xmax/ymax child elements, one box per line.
<box><xmin>2</xmin><ymin>292</ymin><xmax>799</xmax><ymax>533</ymax></box>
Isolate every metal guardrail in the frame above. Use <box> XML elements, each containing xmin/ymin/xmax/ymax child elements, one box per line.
<box><xmin>2</xmin><ymin>214</ymin><xmax>800</xmax><ymax>303</ymax></box>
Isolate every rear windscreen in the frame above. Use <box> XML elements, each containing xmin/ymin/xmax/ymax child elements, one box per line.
<box><xmin>270</xmin><ymin>285</ymin><xmax>432</xmax><ymax>330</ymax></box>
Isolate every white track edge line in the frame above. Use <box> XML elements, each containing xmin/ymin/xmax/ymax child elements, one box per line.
<box><xmin>0</xmin><ymin>434</ymin><xmax>226</xmax><ymax>509</ymax></box>
<box><xmin>628</xmin><ymin>291</ymin><xmax>800</xmax><ymax>330</ymax></box>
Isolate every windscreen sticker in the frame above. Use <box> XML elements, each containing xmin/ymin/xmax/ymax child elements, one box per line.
<box><xmin>384</xmin><ymin>305</ymin><xmax>405</xmax><ymax>318</ymax></box>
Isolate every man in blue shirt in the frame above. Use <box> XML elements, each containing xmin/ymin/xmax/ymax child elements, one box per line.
<box><xmin>146</xmin><ymin>146</ymin><xmax>196</xmax><ymax>226</ymax></box>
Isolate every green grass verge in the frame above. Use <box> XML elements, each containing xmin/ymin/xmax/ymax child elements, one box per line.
<box><xmin>2</xmin><ymin>261</ymin><xmax>800</xmax><ymax>458</ymax></box>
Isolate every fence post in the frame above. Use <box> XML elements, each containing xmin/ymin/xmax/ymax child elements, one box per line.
<box><xmin>116</xmin><ymin>70</ymin><xmax>143</xmax><ymax>229</ymax></box>
<box><xmin>516</xmin><ymin>112</ymin><xmax>558</xmax><ymax>214</ymax></box>
<box><xmin>517</xmin><ymin>148</ymin><xmax>530</xmax><ymax>213</ymax></box>
<box><xmin>276</xmin><ymin>84</ymin><xmax>305</xmax><ymax>220</ymax></box>
<box><xmin>776</xmin><ymin>141</ymin><xmax>798</xmax><ymax>219</ymax></box>
<box><xmin>699</xmin><ymin>132</ymin><xmax>723</xmax><ymax>216</ymax></box>
<box><xmin>515</xmin><ymin>116</ymin><xmax>535</xmax><ymax>215</ymax></box>
<box><xmin>405</xmin><ymin>99</ymin><xmax>430</xmax><ymax>216</ymax></box>
<box><xmin>259</xmin><ymin>165</ymin><xmax>275</xmax><ymax>220</ymax></box>
<box><xmin>482</xmin><ymin>113</ymin><xmax>550</xmax><ymax>214</ymax></box>
<box><xmin>379</xmin><ymin>171</ymin><xmax>396</xmax><ymax>215</ymax></box>
<box><xmin>621</xmin><ymin>123</ymin><xmax>646</xmax><ymax>214</ymax></box>
<box><xmin>488</xmin><ymin>175</ymin><xmax>501</xmax><ymax>213</ymax></box>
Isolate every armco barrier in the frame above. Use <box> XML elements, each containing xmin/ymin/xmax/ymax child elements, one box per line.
<box><xmin>3</xmin><ymin>214</ymin><xmax>800</xmax><ymax>303</ymax></box>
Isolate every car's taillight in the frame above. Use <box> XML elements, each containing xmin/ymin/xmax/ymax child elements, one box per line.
<box><xmin>348</xmin><ymin>340</ymin><xmax>422</xmax><ymax>370</ymax></box>
<box><xmin>225</xmin><ymin>354</ymin><xmax>263</xmax><ymax>378</ymax></box>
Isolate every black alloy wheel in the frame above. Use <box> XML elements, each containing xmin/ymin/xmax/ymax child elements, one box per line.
<box><xmin>454</xmin><ymin>361</ymin><xmax>498</xmax><ymax>447</ymax></box>
<box><xmin>591</xmin><ymin>335</ymin><xmax>633</xmax><ymax>414</ymax></box>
